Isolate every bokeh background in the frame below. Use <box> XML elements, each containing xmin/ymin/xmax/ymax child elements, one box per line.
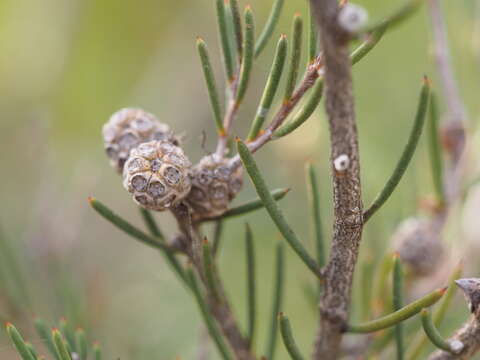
<box><xmin>0</xmin><ymin>0</ymin><xmax>479</xmax><ymax>358</ymax></box>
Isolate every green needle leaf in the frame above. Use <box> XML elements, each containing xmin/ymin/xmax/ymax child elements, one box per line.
<box><xmin>52</xmin><ymin>329</ymin><xmax>72</xmax><ymax>360</ymax></box>
<box><xmin>307</xmin><ymin>4</ymin><xmax>318</xmax><ymax>63</ymax></box>
<box><xmin>138</xmin><ymin>208</ymin><xmax>165</xmax><ymax>240</ymax></box>
<box><xmin>284</xmin><ymin>14</ymin><xmax>303</xmax><ymax>102</ymax></box>
<box><xmin>92</xmin><ymin>342</ymin><xmax>102</xmax><ymax>360</ymax></box>
<box><xmin>265</xmin><ymin>243</ymin><xmax>285</xmax><ymax>360</ymax></box>
<box><xmin>216</xmin><ymin>0</ymin><xmax>235</xmax><ymax>82</ymax></box>
<box><xmin>279</xmin><ymin>313</ymin><xmax>305</xmax><ymax>360</ymax></box>
<box><xmin>75</xmin><ymin>328</ymin><xmax>88</xmax><ymax>360</ymax></box>
<box><xmin>186</xmin><ymin>267</ymin><xmax>233</xmax><ymax>360</ymax></box>
<box><xmin>255</xmin><ymin>0</ymin><xmax>285</xmax><ymax>58</ymax></box>
<box><xmin>428</xmin><ymin>92</ymin><xmax>445</xmax><ymax>206</ymax></box>
<box><xmin>25</xmin><ymin>343</ymin><xmax>38</xmax><ymax>360</ymax></box>
<box><xmin>229</xmin><ymin>0</ymin><xmax>243</xmax><ymax>60</ymax></box>
<box><xmin>363</xmin><ymin>77</ymin><xmax>431</xmax><ymax>223</ymax></box>
<box><xmin>6</xmin><ymin>323</ymin><xmax>36</xmax><ymax>360</ymax></box>
<box><xmin>306</xmin><ymin>163</ymin><xmax>325</xmax><ymax>267</ymax></box>
<box><xmin>205</xmin><ymin>188</ymin><xmax>290</xmax><ymax>222</ymax></box>
<box><xmin>393</xmin><ymin>254</ymin><xmax>405</xmax><ymax>360</ymax></box>
<box><xmin>237</xmin><ymin>140</ymin><xmax>322</xmax><ymax>278</ymax></box>
<box><xmin>34</xmin><ymin>318</ymin><xmax>60</xmax><ymax>360</ymax></box>
<box><xmin>90</xmin><ymin>197</ymin><xmax>187</xmax><ymax>283</ymax></box>
<box><xmin>88</xmin><ymin>197</ymin><xmax>171</xmax><ymax>253</ymax></box>
<box><xmin>236</xmin><ymin>6</ymin><xmax>255</xmax><ymax>105</ymax></box>
<box><xmin>347</xmin><ymin>287</ymin><xmax>446</xmax><ymax>333</ymax></box>
<box><xmin>274</xmin><ymin>78</ymin><xmax>323</xmax><ymax>138</ymax></box>
<box><xmin>212</xmin><ymin>220</ymin><xmax>224</xmax><ymax>256</ymax></box>
<box><xmin>248</xmin><ymin>34</ymin><xmax>288</xmax><ymax>141</ymax></box>
<box><xmin>407</xmin><ymin>263</ymin><xmax>463</xmax><ymax>360</ymax></box>
<box><xmin>202</xmin><ymin>239</ymin><xmax>221</xmax><ymax>302</ymax></box>
<box><xmin>59</xmin><ymin>318</ymin><xmax>76</xmax><ymax>353</ymax></box>
<box><xmin>245</xmin><ymin>224</ymin><xmax>256</xmax><ymax>347</ymax></box>
<box><xmin>350</xmin><ymin>26</ymin><xmax>387</xmax><ymax>65</ymax></box>
<box><xmin>421</xmin><ymin>309</ymin><xmax>457</xmax><ymax>353</ymax></box>
<box><xmin>197</xmin><ymin>37</ymin><xmax>224</xmax><ymax>135</ymax></box>
<box><xmin>360</xmin><ymin>0</ymin><xmax>424</xmax><ymax>34</ymax></box>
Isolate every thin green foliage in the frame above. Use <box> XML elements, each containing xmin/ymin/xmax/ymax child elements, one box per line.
<box><xmin>284</xmin><ymin>14</ymin><xmax>303</xmax><ymax>102</ymax></box>
<box><xmin>421</xmin><ymin>309</ymin><xmax>455</xmax><ymax>353</ymax></box>
<box><xmin>265</xmin><ymin>243</ymin><xmax>285</xmax><ymax>360</ymax></box>
<box><xmin>237</xmin><ymin>140</ymin><xmax>322</xmax><ymax>278</ymax></box>
<box><xmin>364</xmin><ymin>78</ymin><xmax>431</xmax><ymax>222</ymax></box>
<box><xmin>393</xmin><ymin>254</ymin><xmax>405</xmax><ymax>360</ymax></box>
<box><xmin>347</xmin><ymin>287</ymin><xmax>446</xmax><ymax>333</ymax></box>
<box><xmin>245</xmin><ymin>224</ymin><xmax>257</xmax><ymax>347</ymax></box>
<box><xmin>236</xmin><ymin>6</ymin><xmax>255</xmax><ymax>105</ymax></box>
<box><xmin>255</xmin><ymin>0</ymin><xmax>285</xmax><ymax>57</ymax></box>
<box><xmin>279</xmin><ymin>313</ymin><xmax>305</xmax><ymax>360</ymax></box>
<box><xmin>248</xmin><ymin>34</ymin><xmax>288</xmax><ymax>140</ymax></box>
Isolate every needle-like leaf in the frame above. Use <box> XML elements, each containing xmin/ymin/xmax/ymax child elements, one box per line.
<box><xmin>284</xmin><ymin>14</ymin><xmax>303</xmax><ymax>102</ymax></box>
<box><xmin>363</xmin><ymin>77</ymin><xmax>431</xmax><ymax>223</ymax></box>
<box><xmin>347</xmin><ymin>287</ymin><xmax>446</xmax><ymax>333</ymax></box>
<box><xmin>255</xmin><ymin>0</ymin><xmax>285</xmax><ymax>57</ymax></box>
<box><xmin>279</xmin><ymin>313</ymin><xmax>305</xmax><ymax>360</ymax></box>
<box><xmin>245</xmin><ymin>224</ymin><xmax>256</xmax><ymax>347</ymax></box>
<box><xmin>236</xmin><ymin>6</ymin><xmax>255</xmax><ymax>105</ymax></box>
<box><xmin>197</xmin><ymin>37</ymin><xmax>224</xmax><ymax>135</ymax></box>
<box><xmin>248</xmin><ymin>34</ymin><xmax>288</xmax><ymax>141</ymax></box>
<box><xmin>237</xmin><ymin>140</ymin><xmax>322</xmax><ymax>278</ymax></box>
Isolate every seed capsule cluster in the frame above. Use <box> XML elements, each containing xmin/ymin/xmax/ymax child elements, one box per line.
<box><xmin>186</xmin><ymin>155</ymin><xmax>243</xmax><ymax>220</ymax></box>
<box><xmin>392</xmin><ymin>217</ymin><xmax>444</xmax><ymax>276</ymax></box>
<box><xmin>123</xmin><ymin>140</ymin><xmax>192</xmax><ymax>211</ymax></box>
<box><xmin>103</xmin><ymin>108</ymin><xmax>178</xmax><ymax>173</ymax></box>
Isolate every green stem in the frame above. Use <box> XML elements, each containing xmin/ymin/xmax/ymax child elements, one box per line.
<box><xmin>245</xmin><ymin>224</ymin><xmax>256</xmax><ymax>348</ymax></box>
<box><xmin>279</xmin><ymin>313</ymin><xmax>305</xmax><ymax>360</ymax></box>
<box><xmin>255</xmin><ymin>0</ymin><xmax>285</xmax><ymax>58</ymax></box>
<box><xmin>235</xmin><ymin>6</ymin><xmax>255</xmax><ymax>105</ymax></box>
<box><xmin>237</xmin><ymin>141</ymin><xmax>322</xmax><ymax>278</ymax></box>
<box><xmin>248</xmin><ymin>34</ymin><xmax>288</xmax><ymax>141</ymax></box>
<box><xmin>197</xmin><ymin>38</ymin><xmax>224</xmax><ymax>134</ymax></box>
<box><xmin>363</xmin><ymin>78</ymin><xmax>431</xmax><ymax>223</ymax></box>
<box><xmin>265</xmin><ymin>243</ymin><xmax>285</xmax><ymax>360</ymax></box>
<box><xmin>347</xmin><ymin>287</ymin><xmax>446</xmax><ymax>333</ymax></box>
<box><xmin>420</xmin><ymin>309</ymin><xmax>454</xmax><ymax>353</ymax></box>
<box><xmin>284</xmin><ymin>14</ymin><xmax>303</xmax><ymax>102</ymax></box>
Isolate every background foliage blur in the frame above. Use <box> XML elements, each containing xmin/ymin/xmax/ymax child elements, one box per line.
<box><xmin>0</xmin><ymin>0</ymin><xmax>479</xmax><ymax>358</ymax></box>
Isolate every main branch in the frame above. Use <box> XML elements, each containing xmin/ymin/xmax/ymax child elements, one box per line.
<box><xmin>309</xmin><ymin>1</ymin><xmax>363</xmax><ymax>359</ymax></box>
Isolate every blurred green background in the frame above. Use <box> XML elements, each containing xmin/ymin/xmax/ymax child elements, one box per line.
<box><xmin>0</xmin><ymin>0</ymin><xmax>479</xmax><ymax>358</ymax></box>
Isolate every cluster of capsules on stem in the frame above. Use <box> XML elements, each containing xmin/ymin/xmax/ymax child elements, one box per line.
<box><xmin>102</xmin><ymin>108</ymin><xmax>243</xmax><ymax>219</ymax></box>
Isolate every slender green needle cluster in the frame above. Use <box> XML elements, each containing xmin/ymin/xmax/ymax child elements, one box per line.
<box><xmin>235</xmin><ymin>6</ymin><xmax>255</xmax><ymax>105</ymax></box>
